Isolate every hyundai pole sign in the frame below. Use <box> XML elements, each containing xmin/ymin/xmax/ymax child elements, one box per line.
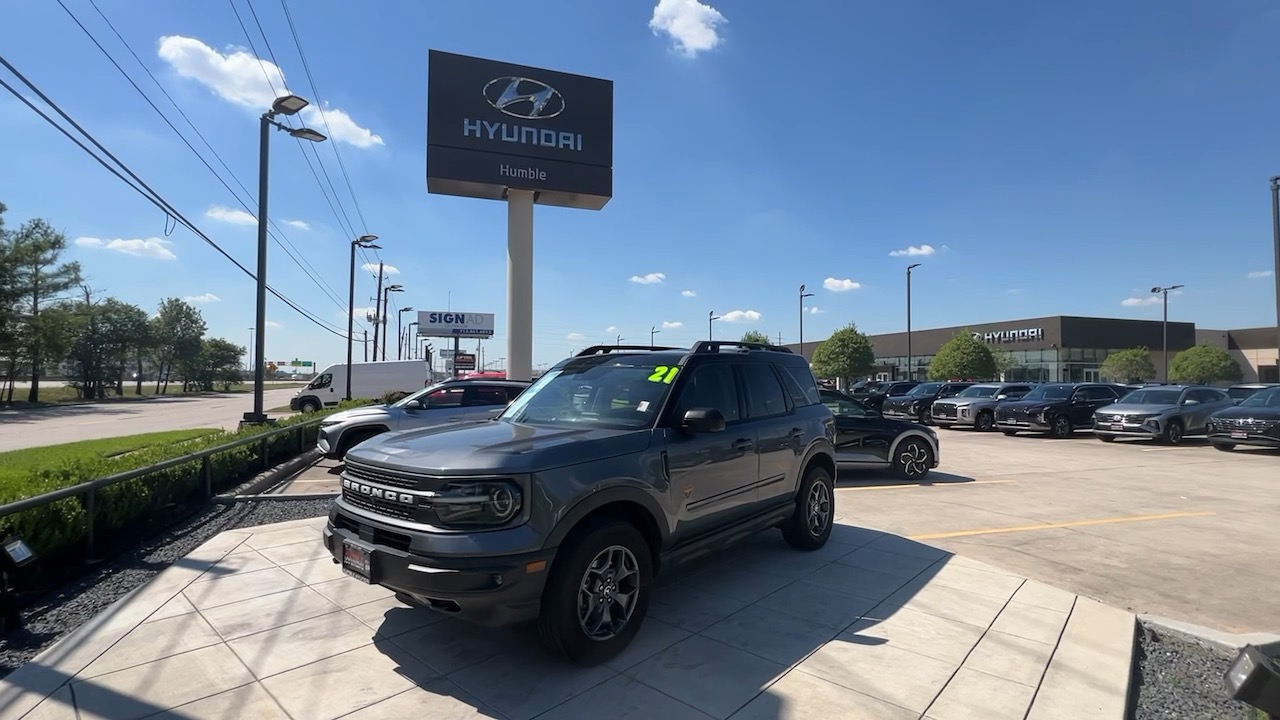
<box><xmin>418</xmin><ymin>311</ymin><xmax>495</xmax><ymax>339</ymax></box>
<box><xmin>426</xmin><ymin>50</ymin><xmax>613</xmax><ymax>210</ymax></box>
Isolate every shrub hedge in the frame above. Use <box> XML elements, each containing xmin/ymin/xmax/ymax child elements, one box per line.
<box><xmin>0</xmin><ymin>399</ymin><xmax>373</xmax><ymax>558</ymax></box>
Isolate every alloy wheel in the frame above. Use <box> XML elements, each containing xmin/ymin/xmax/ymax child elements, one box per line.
<box><xmin>976</xmin><ymin>413</ymin><xmax>993</xmax><ymax>431</ymax></box>
<box><xmin>1054</xmin><ymin>417</ymin><xmax>1071</xmax><ymax>437</ymax></box>
<box><xmin>807</xmin><ymin>480</ymin><xmax>832</xmax><ymax>536</ymax></box>
<box><xmin>899</xmin><ymin>441</ymin><xmax>930</xmax><ymax>476</ymax></box>
<box><xmin>577</xmin><ymin>545</ymin><xmax>640</xmax><ymax>641</ymax></box>
<box><xmin>1167</xmin><ymin>423</ymin><xmax>1182</xmax><ymax>445</ymax></box>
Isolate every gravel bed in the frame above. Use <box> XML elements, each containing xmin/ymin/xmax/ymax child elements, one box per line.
<box><xmin>1132</xmin><ymin>620</ymin><xmax>1261</xmax><ymax>720</ymax></box>
<box><xmin>0</xmin><ymin>498</ymin><xmax>333</xmax><ymax>680</ymax></box>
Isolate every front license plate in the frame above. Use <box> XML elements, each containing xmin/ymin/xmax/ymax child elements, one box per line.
<box><xmin>1111</xmin><ymin>423</ymin><xmax>1124</xmax><ymax>431</ymax></box>
<box><xmin>342</xmin><ymin>539</ymin><xmax>373</xmax><ymax>584</ymax></box>
<box><xmin>1230</xmin><ymin>430</ymin><xmax>1249</xmax><ymax>439</ymax></box>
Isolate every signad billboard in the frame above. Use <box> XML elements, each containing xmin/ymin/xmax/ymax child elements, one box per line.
<box><xmin>426</xmin><ymin>50</ymin><xmax>613</xmax><ymax>210</ymax></box>
<box><xmin>418</xmin><ymin>310</ymin><xmax>495</xmax><ymax>338</ymax></box>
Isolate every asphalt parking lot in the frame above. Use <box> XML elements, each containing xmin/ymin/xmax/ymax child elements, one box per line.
<box><xmin>837</xmin><ymin>428</ymin><xmax>1279</xmax><ymax>634</ymax></box>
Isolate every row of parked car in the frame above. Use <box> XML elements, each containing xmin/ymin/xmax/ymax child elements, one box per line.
<box><xmin>845</xmin><ymin>379</ymin><xmax>1280</xmax><ymax>450</ymax></box>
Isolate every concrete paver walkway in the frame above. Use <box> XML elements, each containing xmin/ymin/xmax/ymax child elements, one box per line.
<box><xmin>0</xmin><ymin>516</ymin><xmax>1135</xmax><ymax>720</ymax></box>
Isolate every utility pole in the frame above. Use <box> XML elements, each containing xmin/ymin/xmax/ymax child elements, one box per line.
<box><xmin>906</xmin><ymin>263</ymin><xmax>922</xmax><ymax>381</ymax></box>
<box><xmin>650</xmin><ymin>326</ymin><xmax>659</xmax><ymax>347</ymax></box>
<box><xmin>371</xmin><ymin>262</ymin><xmax>384</xmax><ymax>361</ymax></box>
<box><xmin>1271</xmin><ymin>177</ymin><xmax>1280</xmax><ymax>383</ymax></box>
<box><xmin>363</xmin><ymin>330</ymin><xmax>368</xmax><ymax>362</ymax></box>
<box><xmin>616</xmin><ymin>334</ymin><xmax>624</xmax><ymax>346</ymax></box>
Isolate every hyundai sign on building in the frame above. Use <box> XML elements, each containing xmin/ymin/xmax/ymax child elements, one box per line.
<box><xmin>426</xmin><ymin>50</ymin><xmax>614</xmax><ymax>210</ymax></box>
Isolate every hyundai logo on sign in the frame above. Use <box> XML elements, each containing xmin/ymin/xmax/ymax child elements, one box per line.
<box><xmin>484</xmin><ymin>77</ymin><xmax>565</xmax><ymax>119</ymax></box>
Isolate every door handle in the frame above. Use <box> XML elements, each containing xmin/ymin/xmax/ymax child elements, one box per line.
<box><xmin>731</xmin><ymin>438</ymin><xmax>754</xmax><ymax>452</ymax></box>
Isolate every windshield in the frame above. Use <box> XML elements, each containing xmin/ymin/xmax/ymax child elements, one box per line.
<box><xmin>1228</xmin><ymin>386</ymin><xmax>1264</xmax><ymax>401</ymax></box>
<box><xmin>1022</xmin><ymin>384</ymin><xmax>1072</xmax><ymax>401</ymax></box>
<box><xmin>907</xmin><ymin>382</ymin><xmax>943</xmax><ymax>397</ymax></box>
<box><xmin>500</xmin><ymin>355</ymin><xmax>679</xmax><ymax>429</ymax></box>
<box><xmin>1240</xmin><ymin>387</ymin><xmax>1280</xmax><ymax>408</ymax></box>
<box><xmin>956</xmin><ymin>385</ymin><xmax>998</xmax><ymax>398</ymax></box>
<box><xmin>1121</xmin><ymin>389</ymin><xmax>1181</xmax><ymax>405</ymax></box>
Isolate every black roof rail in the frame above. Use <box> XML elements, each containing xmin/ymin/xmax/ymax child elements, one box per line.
<box><xmin>690</xmin><ymin>341</ymin><xmax>795</xmax><ymax>355</ymax></box>
<box><xmin>575</xmin><ymin>345</ymin><xmax>682</xmax><ymax>357</ymax></box>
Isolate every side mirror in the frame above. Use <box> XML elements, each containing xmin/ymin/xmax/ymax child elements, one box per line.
<box><xmin>680</xmin><ymin>408</ymin><xmax>726</xmax><ymax>434</ymax></box>
<box><xmin>995</xmin><ymin>394</ymin><xmax>1008</xmax><ymax>400</ymax></box>
<box><xmin>403</xmin><ymin>400</ymin><xmax>423</xmax><ymax>411</ymax></box>
<box><xmin>1072</xmin><ymin>395</ymin><xmax>1087</xmax><ymax>404</ymax></box>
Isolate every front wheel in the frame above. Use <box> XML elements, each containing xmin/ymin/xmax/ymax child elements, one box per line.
<box><xmin>892</xmin><ymin>437</ymin><xmax>934</xmax><ymax>479</ymax></box>
<box><xmin>1097</xmin><ymin>434</ymin><xmax>1115</xmax><ymax>443</ymax></box>
<box><xmin>299</xmin><ymin>399</ymin><xmax>321</xmax><ymax>413</ymax></box>
<box><xmin>1212</xmin><ymin>442</ymin><xmax>1236</xmax><ymax>452</ymax></box>
<box><xmin>1001</xmin><ymin>429</ymin><xmax>1019</xmax><ymax>436</ymax></box>
<box><xmin>539</xmin><ymin>520</ymin><xmax>653</xmax><ymax>666</ymax></box>
<box><xmin>1160</xmin><ymin>420</ymin><xmax>1184</xmax><ymax>445</ymax></box>
<box><xmin>781</xmin><ymin>465</ymin><xmax>834</xmax><ymax>550</ymax></box>
<box><xmin>920</xmin><ymin>408</ymin><xmax>932</xmax><ymax>426</ymax></box>
<box><xmin>1050</xmin><ymin>415</ymin><xmax>1074</xmax><ymax>438</ymax></box>
<box><xmin>975</xmin><ymin>411</ymin><xmax>995</xmax><ymax>432</ymax></box>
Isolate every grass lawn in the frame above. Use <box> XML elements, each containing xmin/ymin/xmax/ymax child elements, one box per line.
<box><xmin>0</xmin><ymin>428</ymin><xmax>223</xmax><ymax>491</ymax></box>
<box><xmin>2</xmin><ymin>382</ymin><xmax>306</xmax><ymax>408</ymax></box>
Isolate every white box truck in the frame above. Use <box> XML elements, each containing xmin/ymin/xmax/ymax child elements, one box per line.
<box><xmin>289</xmin><ymin>360</ymin><xmax>430</xmax><ymax>412</ymax></box>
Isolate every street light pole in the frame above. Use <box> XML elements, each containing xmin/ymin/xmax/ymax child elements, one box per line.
<box><xmin>1271</xmin><ymin>177</ymin><xmax>1280</xmax><ymax>382</ymax></box>
<box><xmin>1151</xmin><ymin>284</ymin><xmax>1184</xmax><ymax>381</ymax></box>
<box><xmin>709</xmin><ymin>310</ymin><xmax>721</xmax><ymax>341</ymax></box>
<box><xmin>398</xmin><ymin>307</ymin><xmax>414</xmax><ymax>360</ymax></box>
<box><xmin>346</xmin><ymin>235</ymin><xmax>379</xmax><ymax>400</ymax></box>
<box><xmin>247</xmin><ymin>327</ymin><xmax>254</xmax><ymax>372</ymax></box>
<box><xmin>408</xmin><ymin>322</ymin><xmax>418</xmax><ymax>359</ymax></box>
<box><xmin>906</xmin><ymin>263</ymin><xmax>921</xmax><ymax>381</ymax></box>
<box><xmin>650</xmin><ymin>326</ymin><xmax>660</xmax><ymax>347</ymax></box>
<box><xmin>246</xmin><ymin>94</ymin><xmax>326</xmax><ymax>424</ymax></box>
<box><xmin>799</xmin><ymin>284</ymin><xmax>814</xmax><ymax>358</ymax></box>
<box><xmin>381</xmin><ymin>284</ymin><xmax>403</xmax><ymax>361</ymax></box>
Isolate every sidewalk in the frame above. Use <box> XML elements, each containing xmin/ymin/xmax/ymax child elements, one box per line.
<box><xmin>0</xmin><ymin>516</ymin><xmax>1136</xmax><ymax>720</ymax></box>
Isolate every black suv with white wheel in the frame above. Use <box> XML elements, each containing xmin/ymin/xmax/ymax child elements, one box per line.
<box><xmin>323</xmin><ymin>341</ymin><xmax>836</xmax><ymax>665</ymax></box>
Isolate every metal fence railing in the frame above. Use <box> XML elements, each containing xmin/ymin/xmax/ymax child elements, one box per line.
<box><xmin>0</xmin><ymin>417</ymin><xmax>325</xmax><ymax>559</ymax></box>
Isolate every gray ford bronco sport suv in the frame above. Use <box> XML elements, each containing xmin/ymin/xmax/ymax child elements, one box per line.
<box><xmin>324</xmin><ymin>341</ymin><xmax>837</xmax><ymax>664</ymax></box>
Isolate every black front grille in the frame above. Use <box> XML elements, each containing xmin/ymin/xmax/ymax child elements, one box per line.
<box><xmin>343</xmin><ymin>491</ymin><xmax>415</xmax><ymax>521</ymax></box>
<box><xmin>344</xmin><ymin>461</ymin><xmax>431</xmax><ymax>490</ymax></box>
<box><xmin>334</xmin><ymin>511</ymin><xmax>412</xmax><ymax>551</ymax></box>
<box><xmin>933</xmin><ymin>405</ymin><xmax>956</xmax><ymax>418</ymax></box>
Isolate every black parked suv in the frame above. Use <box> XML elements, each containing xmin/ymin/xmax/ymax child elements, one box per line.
<box><xmin>880</xmin><ymin>381</ymin><xmax>974</xmax><ymax>425</ymax></box>
<box><xmin>1206</xmin><ymin>386</ymin><xmax>1280</xmax><ymax>451</ymax></box>
<box><xmin>820</xmin><ymin>389</ymin><xmax>940</xmax><ymax>478</ymax></box>
<box><xmin>1225</xmin><ymin>383</ymin><xmax>1280</xmax><ymax>403</ymax></box>
<box><xmin>324</xmin><ymin>342</ymin><xmax>837</xmax><ymax>665</ymax></box>
<box><xmin>995</xmin><ymin>382</ymin><xmax>1127</xmax><ymax>438</ymax></box>
<box><xmin>864</xmin><ymin>381</ymin><xmax>921</xmax><ymax>411</ymax></box>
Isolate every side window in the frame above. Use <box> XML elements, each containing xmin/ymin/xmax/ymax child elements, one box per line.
<box><xmin>506</xmin><ymin>386</ymin><xmax>528</xmax><ymax>402</ymax></box>
<box><xmin>1009</xmin><ymin>385</ymin><xmax>1032</xmax><ymax>396</ymax></box>
<box><xmin>780</xmin><ymin>365</ymin><xmax>821</xmax><ymax>407</ymax></box>
<box><xmin>1189</xmin><ymin>389</ymin><xmax>1220</xmax><ymax>404</ymax></box>
<box><xmin>467</xmin><ymin>386</ymin><xmax>509</xmax><ymax>406</ymax></box>
<box><xmin>310</xmin><ymin>373</ymin><xmax>332</xmax><ymax>390</ymax></box>
<box><xmin>939</xmin><ymin>385</ymin><xmax>962</xmax><ymax>398</ymax></box>
<box><xmin>1083</xmin><ymin>386</ymin><xmax>1115</xmax><ymax>401</ymax></box>
<box><xmin>741</xmin><ymin>363</ymin><xmax>789</xmax><ymax>419</ymax></box>
<box><xmin>672</xmin><ymin>364</ymin><xmax>741</xmax><ymax>423</ymax></box>
<box><xmin>424</xmin><ymin>387</ymin><xmax>465</xmax><ymax>407</ymax></box>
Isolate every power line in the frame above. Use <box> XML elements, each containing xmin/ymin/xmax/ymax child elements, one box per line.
<box><xmin>0</xmin><ymin>56</ymin><xmax>349</xmax><ymax>338</ymax></box>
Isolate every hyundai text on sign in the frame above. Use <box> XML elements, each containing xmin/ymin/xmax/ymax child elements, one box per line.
<box><xmin>417</xmin><ymin>311</ymin><xmax>495</xmax><ymax>338</ymax></box>
<box><xmin>426</xmin><ymin>50</ymin><xmax>613</xmax><ymax>210</ymax></box>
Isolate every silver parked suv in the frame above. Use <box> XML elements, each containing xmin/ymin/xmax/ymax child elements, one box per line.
<box><xmin>317</xmin><ymin>378</ymin><xmax>530</xmax><ymax>459</ymax></box>
<box><xmin>931</xmin><ymin>382</ymin><xmax>1035</xmax><ymax>431</ymax></box>
<box><xmin>1091</xmin><ymin>384</ymin><xmax>1233</xmax><ymax>445</ymax></box>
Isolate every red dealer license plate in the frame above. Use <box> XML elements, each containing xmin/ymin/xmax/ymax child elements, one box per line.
<box><xmin>342</xmin><ymin>540</ymin><xmax>373</xmax><ymax>584</ymax></box>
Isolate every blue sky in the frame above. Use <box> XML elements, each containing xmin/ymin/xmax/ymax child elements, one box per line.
<box><xmin>2</xmin><ymin>0</ymin><xmax>1279</xmax><ymax>370</ymax></box>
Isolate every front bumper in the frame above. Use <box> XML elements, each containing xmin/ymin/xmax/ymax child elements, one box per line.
<box><xmin>995</xmin><ymin>416</ymin><xmax>1051</xmax><ymax>433</ymax></box>
<box><xmin>882</xmin><ymin>406</ymin><xmax>917</xmax><ymax>419</ymax></box>
<box><xmin>317</xmin><ymin>426</ymin><xmax>338</xmax><ymax>456</ymax></box>
<box><xmin>323</xmin><ymin>508</ymin><xmax>554</xmax><ymax>627</ymax></box>
<box><xmin>289</xmin><ymin>396</ymin><xmax>301</xmax><ymax>411</ymax></box>
<box><xmin>1092</xmin><ymin>418</ymin><xmax>1162</xmax><ymax>440</ymax></box>
<box><xmin>1206</xmin><ymin>430</ymin><xmax>1280</xmax><ymax>449</ymax></box>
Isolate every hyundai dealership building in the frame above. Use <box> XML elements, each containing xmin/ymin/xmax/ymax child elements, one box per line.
<box><xmin>790</xmin><ymin>316</ymin><xmax>1279</xmax><ymax>384</ymax></box>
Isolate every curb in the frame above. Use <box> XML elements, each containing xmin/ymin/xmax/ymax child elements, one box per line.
<box><xmin>218</xmin><ymin>448</ymin><xmax>322</xmax><ymax>499</ymax></box>
<box><xmin>1140</xmin><ymin>614</ymin><xmax>1280</xmax><ymax>654</ymax></box>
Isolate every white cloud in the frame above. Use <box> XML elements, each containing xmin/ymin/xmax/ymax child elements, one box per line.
<box><xmin>662</xmin><ymin>321</ymin><xmax>684</xmax><ymax>329</ymax></box>
<box><xmin>1121</xmin><ymin>296</ymin><xmax>1162</xmax><ymax>307</ymax></box>
<box><xmin>567</xmin><ymin>332</ymin><xmax>587</xmax><ymax>341</ymax></box>
<box><xmin>184</xmin><ymin>293</ymin><xmax>220</xmax><ymax>303</ymax></box>
<box><xmin>649</xmin><ymin>0</ymin><xmax>727</xmax><ymax>58</ymax></box>
<box><xmin>606</xmin><ymin>326</ymin><xmax>618</xmax><ymax>333</ymax></box>
<box><xmin>283</xmin><ymin>219</ymin><xmax>310</xmax><ymax>230</ymax></box>
<box><xmin>681</xmin><ymin>289</ymin><xmax>697</xmax><ymax>298</ymax></box>
<box><xmin>630</xmin><ymin>272</ymin><xmax>666</xmax><ymax>285</ymax></box>
<box><xmin>157</xmin><ymin>35</ymin><xmax>382</xmax><ymax>148</ymax></box>
<box><xmin>823</xmin><ymin>277</ymin><xmax>861</xmax><ymax>292</ymax></box>
<box><xmin>265</xmin><ymin>320</ymin><xmax>282</xmax><ymax>329</ymax></box>
<box><xmin>205</xmin><ymin>205</ymin><xmax>256</xmax><ymax>225</ymax></box>
<box><xmin>74</xmin><ymin>236</ymin><xmax>177</xmax><ymax>260</ymax></box>
<box><xmin>888</xmin><ymin>244</ymin><xmax>936</xmax><ymax>257</ymax></box>
<box><xmin>1247</xmin><ymin>270</ymin><xmax>1274</xmax><ymax>279</ymax></box>
<box><xmin>805</xmin><ymin>306</ymin><xmax>822</xmax><ymax>315</ymax></box>
<box><xmin>363</xmin><ymin>262</ymin><xmax>399</xmax><ymax>276</ymax></box>
<box><xmin>721</xmin><ymin>310</ymin><xmax>761</xmax><ymax>323</ymax></box>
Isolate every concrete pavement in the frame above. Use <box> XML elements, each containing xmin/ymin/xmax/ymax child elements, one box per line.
<box><xmin>0</xmin><ymin>516</ymin><xmax>1135</xmax><ymax>720</ymax></box>
<box><xmin>0</xmin><ymin>388</ymin><xmax>301</xmax><ymax>452</ymax></box>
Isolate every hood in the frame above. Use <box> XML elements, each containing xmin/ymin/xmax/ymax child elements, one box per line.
<box><xmin>1212</xmin><ymin>405</ymin><xmax>1280</xmax><ymax>420</ymax></box>
<box><xmin>1103</xmin><ymin>402</ymin><xmax>1178</xmax><ymax>416</ymax></box>
<box><xmin>935</xmin><ymin>396</ymin><xmax>988</xmax><ymax>407</ymax></box>
<box><xmin>322</xmin><ymin>405</ymin><xmax>394</xmax><ymax>423</ymax></box>
<box><xmin>998</xmin><ymin>397</ymin><xmax>1064</xmax><ymax>410</ymax></box>
<box><xmin>347</xmin><ymin>420</ymin><xmax>653</xmax><ymax>474</ymax></box>
<box><xmin>882</xmin><ymin>395</ymin><xmax>922</xmax><ymax>408</ymax></box>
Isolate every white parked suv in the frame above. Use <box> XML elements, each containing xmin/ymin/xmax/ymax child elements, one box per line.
<box><xmin>317</xmin><ymin>378</ymin><xmax>530</xmax><ymax>459</ymax></box>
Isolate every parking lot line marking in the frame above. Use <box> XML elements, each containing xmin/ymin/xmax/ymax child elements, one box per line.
<box><xmin>840</xmin><ymin>479</ymin><xmax>1015</xmax><ymax>492</ymax></box>
<box><xmin>909</xmin><ymin>510</ymin><xmax>1216</xmax><ymax>541</ymax></box>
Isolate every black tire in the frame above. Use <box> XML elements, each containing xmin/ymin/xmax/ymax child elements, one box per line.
<box><xmin>892</xmin><ymin>436</ymin><xmax>934</xmax><ymax>480</ymax></box>
<box><xmin>1212</xmin><ymin>442</ymin><xmax>1236</xmax><ymax>452</ymax></box>
<box><xmin>1050</xmin><ymin>415</ymin><xmax>1073</xmax><ymax>438</ymax></box>
<box><xmin>1097</xmin><ymin>434</ymin><xmax>1116</xmax><ymax>443</ymax></box>
<box><xmin>920</xmin><ymin>408</ymin><xmax>932</xmax><ymax>426</ymax></box>
<box><xmin>538</xmin><ymin>520</ymin><xmax>653</xmax><ymax>666</ymax></box>
<box><xmin>337</xmin><ymin>428</ymin><xmax>383</xmax><ymax>459</ymax></box>
<box><xmin>975</xmin><ymin>411</ymin><xmax>995</xmax><ymax>432</ymax></box>
<box><xmin>1160</xmin><ymin>420</ymin><xmax>1184</xmax><ymax>446</ymax></box>
<box><xmin>1001</xmin><ymin>430</ymin><xmax>1019</xmax><ymax>437</ymax></box>
<box><xmin>781</xmin><ymin>465</ymin><xmax>835</xmax><ymax>550</ymax></box>
<box><xmin>299</xmin><ymin>399</ymin><xmax>322</xmax><ymax>413</ymax></box>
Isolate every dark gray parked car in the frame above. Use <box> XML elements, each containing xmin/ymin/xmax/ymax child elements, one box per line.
<box><xmin>1092</xmin><ymin>385</ymin><xmax>1234</xmax><ymax>444</ymax></box>
<box><xmin>324</xmin><ymin>341</ymin><xmax>837</xmax><ymax>665</ymax></box>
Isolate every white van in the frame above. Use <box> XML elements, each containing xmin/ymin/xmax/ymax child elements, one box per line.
<box><xmin>289</xmin><ymin>360</ymin><xmax>430</xmax><ymax>412</ymax></box>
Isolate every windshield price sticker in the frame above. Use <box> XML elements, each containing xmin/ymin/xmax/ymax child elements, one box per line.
<box><xmin>647</xmin><ymin>366</ymin><xmax>680</xmax><ymax>384</ymax></box>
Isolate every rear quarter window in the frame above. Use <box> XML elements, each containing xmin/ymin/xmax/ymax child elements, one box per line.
<box><xmin>781</xmin><ymin>365</ymin><xmax>822</xmax><ymax>406</ymax></box>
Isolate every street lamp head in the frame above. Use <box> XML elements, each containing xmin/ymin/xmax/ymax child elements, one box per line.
<box><xmin>386</xmin><ymin>284</ymin><xmax>403</xmax><ymax>292</ymax></box>
<box><xmin>356</xmin><ymin>234</ymin><xmax>379</xmax><ymax>244</ymax></box>
<box><xmin>908</xmin><ymin>263</ymin><xmax>922</xmax><ymax>271</ymax></box>
<box><xmin>401</xmin><ymin>306</ymin><xmax>414</xmax><ymax>313</ymax></box>
<box><xmin>287</xmin><ymin>127</ymin><xmax>327</xmax><ymax>143</ymax></box>
<box><xmin>271</xmin><ymin>94</ymin><xmax>310</xmax><ymax>116</ymax></box>
<box><xmin>799</xmin><ymin>284</ymin><xmax>806</xmax><ymax>293</ymax></box>
<box><xmin>1151</xmin><ymin>287</ymin><xmax>1162</xmax><ymax>294</ymax></box>
<box><xmin>1171</xmin><ymin>284</ymin><xmax>1185</xmax><ymax>291</ymax></box>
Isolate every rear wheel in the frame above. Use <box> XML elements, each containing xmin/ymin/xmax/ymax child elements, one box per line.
<box><xmin>1212</xmin><ymin>442</ymin><xmax>1236</xmax><ymax>452</ymax></box>
<box><xmin>781</xmin><ymin>465</ymin><xmax>834</xmax><ymax>550</ymax></box>
<box><xmin>975</xmin><ymin>411</ymin><xmax>995</xmax><ymax>432</ymax></box>
<box><xmin>892</xmin><ymin>437</ymin><xmax>933</xmax><ymax>479</ymax></box>
<box><xmin>538</xmin><ymin>520</ymin><xmax>653</xmax><ymax>666</ymax></box>
<box><xmin>1160</xmin><ymin>420</ymin><xmax>1184</xmax><ymax>445</ymax></box>
<box><xmin>1050</xmin><ymin>415</ymin><xmax>1073</xmax><ymax>438</ymax></box>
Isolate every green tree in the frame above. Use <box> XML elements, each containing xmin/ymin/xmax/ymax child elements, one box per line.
<box><xmin>64</xmin><ymin>291</ymin><xmax>151</xmax><ymax>399</ymax></box>
<box><xmin>1099</xmin><ymin>347</ymin><xmax>1157</xmax><ymax>383</ymax></box>
<box><xmin>811</xmin><ymin>323</ymin><xmax>875</xmax><ymax>382</ymax></box>
<box><xmin>197</xmin><ymin>338</ymin><xmax>246</xmax><ymax>391</ymax></box>
<box><xmin>0</xmin><ymin>202</ymin><xmax>17</xmax><ymax>401</ymax></box>
<box><xmin>928</xmin><ymin>331</ymin><xmax>997</xmax><ymax>380</ymax></box>
<box><xmin>740</xmin><ymin>330</ymin><xmax>773</xmax><ymax>345</ymax></box>
<box><xmin>989</xmin><ymin>347</ymin><xmax>1015</xmax><ymax>380</ymax></box>
<box><xmin>8</xmin><ymin>218</ymin><xmax>82</xmax><ymax>402</ymax></box>
<box><xmin>1168</xmin><ymin>344</ymin><xmax>1242</xmax><ymax>385</ymax></box>
<box><xmin>150</xmin><ymin>298</ymin><xmax>206</xmax><ymax>393</ymax></box>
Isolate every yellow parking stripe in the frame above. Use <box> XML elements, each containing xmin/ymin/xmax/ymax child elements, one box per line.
<box><xmin>909</xmin><ymin>510</ymin><xmax>1216</xmax><ymax>541</ymax></box>
<box><xmin>840</xmin><ymin>479</ymin><xmax>1015</xmax><ymax>492</ymax></box>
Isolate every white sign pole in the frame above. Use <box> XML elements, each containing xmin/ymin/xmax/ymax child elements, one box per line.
<box><xmin>507</xmin><ymin>189</ymin><xmax>535</xmax><ymax>382</ymax></box>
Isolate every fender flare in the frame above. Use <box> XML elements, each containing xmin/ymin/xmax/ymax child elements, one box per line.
<box><xmin>888</xmin><ymin>430</ymin><xmax>938</xmax><ymax>463</ymax></box>
<box><xmin>543</xmin><ymin>484</ymin><xmax>671</xmax><ymax>550</ymax></box>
